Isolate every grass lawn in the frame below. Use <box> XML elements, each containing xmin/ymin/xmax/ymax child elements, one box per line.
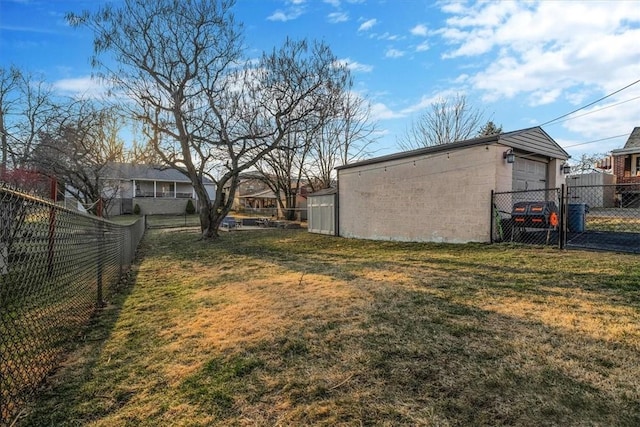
<box><xmin>19</xmin><ymin>229</ymin><xmax>640</xmax><ymax>426</ymax></box>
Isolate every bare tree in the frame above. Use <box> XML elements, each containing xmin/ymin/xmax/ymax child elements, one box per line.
<box><xmin>307</xmin><ymin>89</ymin><xmax>378</xmax><ymax>191</ymax></box>
<box><xmin>397</xmin><ymin>94</ymin><xmax>484</xmax><ymax>151</ymax></box>
<box><xmin>253</xmin><ymin>83</ymin><xmax>378</xmax><ymax>215</ymax></box>
<box><xmin>0</xmin><ymin>67</ymin><xmax>57</xmax><ymax>171</ymax></box>
<box><xmin>255</xmin><ymin>129</ymin><xmax>312</xmax><ymax>220</ymax></box>
<box><xmin>570</xmin><ymin>153</ymin><xmax>609</xmax><ymax>174</ymax></box>
<box><xmin>31</xmin><ymin>102</ymin><xmax>128</xmax><ymax>216</ymax></box>
<box><xmin>0</xmin><ymin>66</ymin><xmax>21</xmax><ymax>174</ymax></box>
<box><xmin>69</xmin><ymin>0</ymin><xmax>347</xmax><ymax>238</ymax></box>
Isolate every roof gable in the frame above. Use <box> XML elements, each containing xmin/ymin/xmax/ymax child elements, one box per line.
<box><xmin>624</xmin><ymin>127</ymin><xmax>640</xmax><ymax>149</ymax></box>
<box><xmin>611</xmin><ymin>128</ymin><xmax>640</xmax><ymax>155</ymax></box>
<box><xmin>499</xmin><ymin>127</ymin><xmax>569</xmax><ymax>160</ymax></box>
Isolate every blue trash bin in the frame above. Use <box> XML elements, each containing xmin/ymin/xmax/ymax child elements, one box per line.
<box><xmin>568</xmin><ymin>203</ymin><xmax>587</xmax><ymax>232</ymax></box>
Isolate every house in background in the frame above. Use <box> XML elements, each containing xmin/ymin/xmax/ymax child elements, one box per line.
<box><xmin>610</xmin><ymin>127</ymin><xmax>640</xmax><ymax>207</ymax></box>
<box><xmin>332</xmin><ymin>126</ymin><xmax>569</xmax><ymax>243</ymax></box>
<box><xmin>228</xmin><ymin>173</ymin><xmax>309</xmax><ymax>220</ymax></box>
<box><xmin>100</xmin><ymin>163</ymin><xmax>215</xmax><ymax>216</ymax></box>
<box><xmin>611</xmin><ymin>127</ymin><xmax>640</xmax><ymax>183</ymax></box>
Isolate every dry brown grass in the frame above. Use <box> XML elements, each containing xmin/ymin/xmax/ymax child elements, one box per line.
<box><xmin>18</xmin><ymin>228</ymin><xmax>640</xmax><ymax>426</ymax></box>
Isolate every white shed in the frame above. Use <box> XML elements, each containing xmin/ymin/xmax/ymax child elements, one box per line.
<box><xmin>566</xmin><ymin>172</ymin><xmax>616</xmax><ymax>208</ymax></box>
<box><xmin>307</xmin><ymin>188</ymin><xmax>337</xmax><ymax>235</ymax></box>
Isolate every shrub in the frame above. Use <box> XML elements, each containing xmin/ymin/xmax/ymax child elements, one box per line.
<box><xmin>186</xmin><ymin>199</ymin><xmax>196</xmax><ymax>214</ymax></box>
<box><xmin>133</xmin><ymin>204</ymin><xmax>141</xmax><ymax>215</ymax></box>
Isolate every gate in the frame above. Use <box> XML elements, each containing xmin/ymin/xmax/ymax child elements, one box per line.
<box><xmin>565</xmin><ymin>183</ymin><xmax>640</xmax><ymax>253</ymax></box>
<box><xmin>491</xmin><ymin>183</ymin><xmax>640</xmax><ymax>253</ymax></box>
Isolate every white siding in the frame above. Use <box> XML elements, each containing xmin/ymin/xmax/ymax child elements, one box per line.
<box><xmin>308</xmin><ymin>194</ymin><xmax>335</xmax><ymax>235</ymax></box>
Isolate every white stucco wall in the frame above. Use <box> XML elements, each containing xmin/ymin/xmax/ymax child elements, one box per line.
<box><xmin>338</xmin><ymin>144</ymin><xmax>512</xmax><ymax>243</ymax></box>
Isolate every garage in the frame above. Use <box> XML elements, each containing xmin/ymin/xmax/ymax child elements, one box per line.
<box><xmin>334</xmin><ymin>126</ymin><xmax>569</xmax><ymax>243</ymax></box>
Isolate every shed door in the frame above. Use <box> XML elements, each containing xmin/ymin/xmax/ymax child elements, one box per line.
<box><xmin>308</xmin><ymin>195</ymin><xmax>335</xmax><ymax>235</ymax></box>
<box><xmin>513</xmin><ymin>156</ymin><xmax>547</xmax><ymax>191</ymax></box>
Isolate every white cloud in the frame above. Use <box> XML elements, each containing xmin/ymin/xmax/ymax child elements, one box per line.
<box><xmin>370</xmin><ymin>102</ymin><xmax>404</xmax><ymax>120</ymax></box>
<box><xmin>400</xmin><ymin>90</ymin><xmax>460</xmax><ymax>115</ymax></box>
<box><xmin>385</xmin><ymin>48</ymin><xmax>405</xmax><ymax>59</ymax></box>
<box><xmin>377</xmin><ymin>32</ymin><xmax>403</xmax><ymax>41</ymax></box>
<box><xmin>410</xmin><ymin>24</ymin><xmax>428</xmax><ymax>37</ymax></box>
<box><xmin>336</xmin><ymin>58</ymin><xmax>374</xmax><ymax>73</ymax></box>
<box><xmin>328</xmin><ymin>12</ymin><xmax>348</xmax><ymax>23</ymax></box>
<box><xmin>323</xmin><ymin>0</ymin><xmax>340</xmax><ymax>6</ymax></box>
<box><xmin>415</xmin><ymin>41</ymin><xmax>429</xmax><ymax>52</ymax></box>
<box><xmin>52</xmin><ymin>76</ymin><xmax>109</xmax><ymax>98</ymax></box>
<box><xmin>436</xmin><ymin>0</ymin><xmax>640</xmax><ymax>119</ymax></box>
<box><xmin>358</xmin><ymin>18</ymin><xmax>377</xmax><ymax>32</ymax></box>
<box><xmin>267</xmin><ymin>11</ymin><xmax>288</xmax><ymax>21</ymax></box>
<box><xmin>267</xmin><ymin>5</ymin><xmax>304</xmax><ymax>22</ymax></box>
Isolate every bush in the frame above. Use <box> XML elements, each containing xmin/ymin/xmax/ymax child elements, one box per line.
<box><xmin>186</xmin><ymin>199</ymin><xmax>196</xmax><ymax>214</ymax></box>
<box><xmin>133</xmin><ymin>204</ymin><xmax>141</xmax><ymax>215</ymax></box>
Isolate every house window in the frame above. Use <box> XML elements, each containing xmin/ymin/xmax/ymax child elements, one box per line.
<box><xmin>635</xmin><ymin>155</ymin><xmax>640</xmax><ymax>176</ymax></box>
<box><xmin>158</xmin><ymin>183</ymin><xmax>175</xmax><ymax>197</ymax></box>
<box><xmin>624</xmin><ymin>156</ymin><xmax>631</xmax><ymax>177</ymax></box>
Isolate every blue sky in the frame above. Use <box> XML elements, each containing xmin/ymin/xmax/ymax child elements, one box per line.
<box><xmin>2</xmin><ymin>0</ymin><xmax>640</xmax><ymax>162</ymax></box>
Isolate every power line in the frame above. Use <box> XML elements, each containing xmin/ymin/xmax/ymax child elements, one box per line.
<box><xmin>563</xmin><ymin>133</ymin><xmax>629</xmax><ymax>149</ymax></box>
<box><xmin>539</xmin><ymin>78</ymin><xmax>640</xmax><ymax>127</ymax></box>
<box><xmin>545</xmin><ymin>95</ymin><xmax>640</xmax><ymax>126</ymax></box>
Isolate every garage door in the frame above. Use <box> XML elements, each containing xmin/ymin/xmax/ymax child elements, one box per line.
<box><xmin>513</xmin><ymin>156</ymin><xmax>547</xmax><ymax>191</ymax></box>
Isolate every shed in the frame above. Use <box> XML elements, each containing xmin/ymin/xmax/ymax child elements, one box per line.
<box><xmin>335</xmin><ymin>126</ymin><xmax>569</xmax><ymax>243</ymax></box>
<box><xmin>307</xmin><ymin>188</ymin><xmax>337</xmax><ymax>235</ymax></box>
<box><xmin>566</xmin><ymin>172</ymin><xmax>616</xmax><ymax>208</ymax></box>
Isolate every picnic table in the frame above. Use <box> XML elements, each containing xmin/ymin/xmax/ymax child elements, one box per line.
<box><xmin>221</xmin><ymin>216</ymin><xmax>238</xmax><ymax>229</ymax></box>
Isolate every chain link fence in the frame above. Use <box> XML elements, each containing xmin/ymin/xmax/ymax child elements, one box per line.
<box><xmin>0</xmin><ymin>184</ymin><xmax>145</xmax><ymax>425</ymax></box>
<box><xmin>565</xmin><ymin>183</ymin><xmax>640</xmax><ymax>252</ymax></box>
<box><xmin>492</xmin><ymin>188</ymin><xmax>563</xmax><ymax>247</ymax></box>
<box><xmin>492</xmin><ymin>183</ymin><xmax>640</xmax><ymax>253</ymax></box>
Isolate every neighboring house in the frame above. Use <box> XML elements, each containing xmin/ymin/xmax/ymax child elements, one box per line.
<box><xmin>228</xmin><ymin>173</ymin><xmax>309</xmax><ymax>220</ymax></box>
<box><xmin>611</xmin><ymin>127</ymin><xmax>640</xmax><ymax>183</ymax></box>
<box><xmin>610</xmin><ymin>127</ymin><xmax>640</xmax><ymax>207</ymax></box>
<box><xmin>333</xmin><ymin>126</ymin><xmax>569</xmax><ymax>243</ymax></box>
<box><xmin>100</xmin><ymin>163</ymin><xmax>215</xmax><ymax>216</ymax></box>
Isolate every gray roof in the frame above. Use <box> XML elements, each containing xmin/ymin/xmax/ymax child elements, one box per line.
<box><xmin>336</xmin><ymin>126</ymin><xmax>569</xmax><ymax>171</ymax></box>
<box><xmin>308</xmin><ymin>187</ymin><xmax>337</xmax><ymax>197</ymax></box>
<box><xmin>611</xmin><ymin>127</ymin><xmax>640</xmax><ymax>155</ymax></box>
<box><xmin>624</xmin><ymin>127</ymin><xmax>640</xmax><ymax>148</ymax></box>
<box><xmin>101</xmin><ymin>162</ymin><xmax>213</xmax><ymax>183</ymax></box>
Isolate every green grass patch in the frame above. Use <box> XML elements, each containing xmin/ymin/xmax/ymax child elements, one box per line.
<box><xmin>17</xmin><ymin>228</ymin><xmax>640</xmax><ymax>426</ymax></box>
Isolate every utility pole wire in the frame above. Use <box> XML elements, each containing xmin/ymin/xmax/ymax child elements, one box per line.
<box><xmin>539</xmin><ymin>78</ymin><xmax>640</xmax><ymax>127</ymax></box>
<box><xmin>545</xmin><ymin>95</ymin><xmax>640</xmax><ymax>126</ymax></box>
<box><xmin>563</xmin><ymin>133</ymin><xmax>629</xmax><ymax>149</ymax></box>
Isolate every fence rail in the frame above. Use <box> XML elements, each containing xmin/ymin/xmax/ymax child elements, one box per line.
<box><xmin>0</xmin><ymin>184</ymin><xmax>145</xmax><ymax>425</ymax></box>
